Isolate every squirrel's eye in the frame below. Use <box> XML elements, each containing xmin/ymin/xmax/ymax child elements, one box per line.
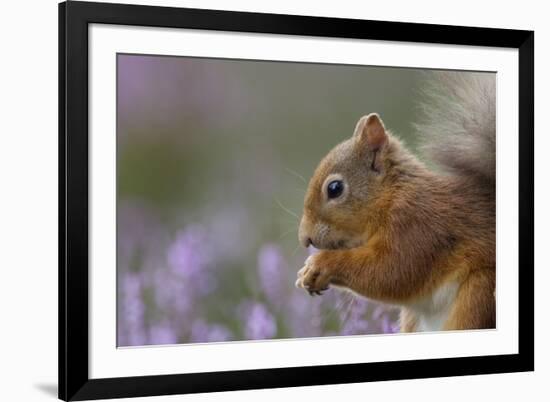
<box><xmin>327</xmin><ymin>180</ymin><xmax>344</xmax><ymax>199</ymax></box>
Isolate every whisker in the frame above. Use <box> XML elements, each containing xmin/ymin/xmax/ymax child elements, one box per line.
<box><xmin>337</xmin><ymin>293</ymin><xmax>352</xmax><ymax>313</ymax></box>
<box><xmin>322</xmin><ymin>291</ymin><xmax>348</xmax><ymax>324</ymax></box>
<box><xmin>275</xmin><ymin>199</ymin><xmax>300</xmax><ymax>221</ymax></box>
<box><xmin>340</xmin><ymin>293</ymin><xmax>356</xmax><ymax>323</ymax></box>
<box><xmin>282</xmin><ymin>218</ymin><xmax>299</xmax><ymax>227</ymax></box>
<box><xmin>278</xmin><ymin>227</ymin><xmax>298</xmax><ymax>240</ymax></box>
<box><xmin>291</xmin><ymin>243</ymin><xmax>302</xmax><ymax>257</ymax></box>
<box><xmin>284</xmin><ymin>167</ymin><xmax>308</xmax><ymax>184</ymax></box>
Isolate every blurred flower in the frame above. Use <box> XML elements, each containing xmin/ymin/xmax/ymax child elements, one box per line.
<box><xmin>239</xmin><ymin>302</ymin><xmax>277</xmax><ymax>340</ymax></box>
<box><xmin>117</xmin><ymin>200</ymin><xmax>168</xmax><ymax>270</ymax></box>
<box><xmin>207</xmin><ymin>325</ymin><xmax>234</xmax><ymax>342</ymax></box>
<box><xmin>167</xmin><ymin>225</ymin><xmax>217</xmax><ymax>295</ymax></box>
<box><xmin>286</xmin><ymin>289</ymin><xmax>324</xmax><ymax>338</ymax></box>
<box><xmin>118</xmin><ymin>272</ymin><xmax>146</xmax><ymax>346</ymax></box>
<box><xmin>148</xmin><ymin>321</ymin><xmax>178</xmax><ymax>345</ymax></box>
<box><xmin>190</xmin><ymin>319</ymin><xmax>233</xmax><ymax>343</ymax></box>
<box><xmin>258</xmin><ymin>244</ymin><xmax>288</xmax><ymax>308</ymax></box>
<box><xmin>371</xmin><ymin>303</ymin><xmax>400</xmax><ymax>334</ymax></box>
<box><xmin>153</xmin><ymin>268</ymin><xmax>192</xmax><ymax>316</ymax></box>
<box><xmin>340</xmin><ymin>297</ymin><xmax>370</xmax><ymax>336</ymax></box>
<box><xmin>117</xmin><ymin>205</ymin><xmax>400</xmax><ymax>346</ymax></box>
<box><xmin>382</xmin><ymin>315</ymin><xmax>400</xmax><ymax>334</ymax></box>
<box><xmin>114</xmin><ymin>55</ymin><xmax>438</xmax><ymax>345</ymax></box>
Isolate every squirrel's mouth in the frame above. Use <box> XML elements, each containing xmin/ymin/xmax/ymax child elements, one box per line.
<box><xmin>315</xmin><ymin>237</ymin><xmax>363</xmax><ymax>250</ymax></box>
<box><xmin>299</xmin><ymin>217</ymin><xmax>366</xmax><ymax>250</ymax></box>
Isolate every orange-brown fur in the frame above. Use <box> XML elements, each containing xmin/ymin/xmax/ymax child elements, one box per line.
<box><xmin>296</xmin><ymin>77</ymin><xmax>496</xmax><ymax>332</ymax></box>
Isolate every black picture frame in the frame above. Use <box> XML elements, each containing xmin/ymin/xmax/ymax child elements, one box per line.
<box><xmin>59</xmin><ymin>1</ymin><xmax>534</xmax><ymax>400</ymax></box>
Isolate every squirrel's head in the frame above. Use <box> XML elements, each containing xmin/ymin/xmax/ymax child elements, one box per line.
<box><xmin>299</xmin><ymin>113</ymin><xmax>396</xmax><ymax>250</ymax></box>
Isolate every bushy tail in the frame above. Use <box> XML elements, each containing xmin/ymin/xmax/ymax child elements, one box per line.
<box><xmin>416</xmin><ymin>71</ymin><xmax>496</xmax><ymax>186</ymax></box>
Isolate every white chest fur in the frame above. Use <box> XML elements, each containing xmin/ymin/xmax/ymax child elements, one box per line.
<box><xmin>406</xmin><ymin>282</ymin><xmax>459</xmax><ymax>332</ymax></box>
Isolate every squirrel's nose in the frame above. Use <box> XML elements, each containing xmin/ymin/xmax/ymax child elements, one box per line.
<box><xmin>298</xmin><ymin>215</ymin><xmax>313</xmax><ymax>248</ymax></box>
<box><xmin>298</xmin><ymin>232</ymin><xmax>313</xmax><ymax>248</ymax></box>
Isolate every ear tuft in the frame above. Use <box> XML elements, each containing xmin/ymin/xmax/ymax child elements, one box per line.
<box><xmin>353</xmin><ymin>113</ymin><xmax>388</xmax><ymax>151</ymax></box>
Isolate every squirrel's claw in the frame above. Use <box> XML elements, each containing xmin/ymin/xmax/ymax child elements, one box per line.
<box><xmin>305</xmin><ymin>286</ymin><xmax>319</xmax><ymax>296</ymax></box>
<box><xmin>297</xmin><ymin>255</ymin><xmax>330</xmax><ymax>296</ymax></box>
<box><xmin>305</xmin><ymin>286</ymin><xmax>327</xmax><ymax>296</ymax></box>
<box><xmin>314</xmin><ymin>287</ymin><xmax>329</xmax><ymax>296</ymax></box>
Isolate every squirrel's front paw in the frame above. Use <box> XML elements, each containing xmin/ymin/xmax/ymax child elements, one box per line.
<box><xmin>295</xmin><ymin>254</ymin><xmax>331</xmax><ymax>296</ymax></box>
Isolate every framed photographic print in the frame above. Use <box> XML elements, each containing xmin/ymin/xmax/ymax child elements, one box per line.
<box><xmin>59</xmin><ymin>1</ymin><xmax>534</xmax><ymax>400</ymax></box>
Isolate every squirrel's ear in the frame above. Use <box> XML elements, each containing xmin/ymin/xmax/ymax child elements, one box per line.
<box><xmin>353</xmin><ymin>113</ymin><xmax>388</xmax><ymax>152</ymax></box>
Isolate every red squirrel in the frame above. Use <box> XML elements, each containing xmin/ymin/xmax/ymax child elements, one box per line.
<box><xmin>295</xmin><ymin>72</ymin><xmax>495</xmax><ymax>332</ymax></box>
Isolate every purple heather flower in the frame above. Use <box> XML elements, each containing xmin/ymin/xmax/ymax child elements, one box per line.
<box><xmin>118</xmin><ymin>273</ymin><xmax>146</xmax><ymax>346</ymax></box>
<box><xmin>189</xmin><ymin>319</ymin><xmax>209</xmax><ymax>342</ymax></box>
<box><xmin>240</xmin><ymin>302</ymin><xmax>277</xmax><ymax>340</ymax></box>
<box><xmin>117</xmin><ymin>201</ymin><xmax>168</xmax><ymax>270</ymax></box>
<box><xmin>382</xmin><ymin>315</ymin><xmax>398</xmax><ymax>334</ymax></box>
<box><xmin>167</xmin><ymin>225</ymin><xmax>217</xmax><ymax>295</ymax></box>
<box><xmin>190</xmin><ymin>319</ymin><xmax>233</xmax><ymax>343</ymax></box>
<box><xmin>206</xmin><ymin>325</ymin><xmax>233</xmax><ymax>342</ymax></box>
<box><xmin>258</xmin><ymin>244</ymin><xmax>288</xmax><ymax>308</ymax></box>
<box><xmin>372</xmin><ymin>304</ymin><xmax>386</xmax><ymax>321</ymax></box>
<box><xmin>286</xmin><ymin>290</ymin><xmax>324</xmax><ymax>338</ymax></box>
<box><xmin>370</xmin><ymin>303</ymin><xmax>400</xmax><ymax>334</ymax></box>
<box><xmin>339</xmin><ymin>297</ymin><xmax>370</xmax><ymax>336</ymax></box>
<box><xmin>149</xmin><ymin>321</ymin><xmax>178</xmax><ymax>345</ymax></box>
<box><xmin>153</xmin><ymin>268</ymin><xmax>193</xmax><ymax>316</ymax></box>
